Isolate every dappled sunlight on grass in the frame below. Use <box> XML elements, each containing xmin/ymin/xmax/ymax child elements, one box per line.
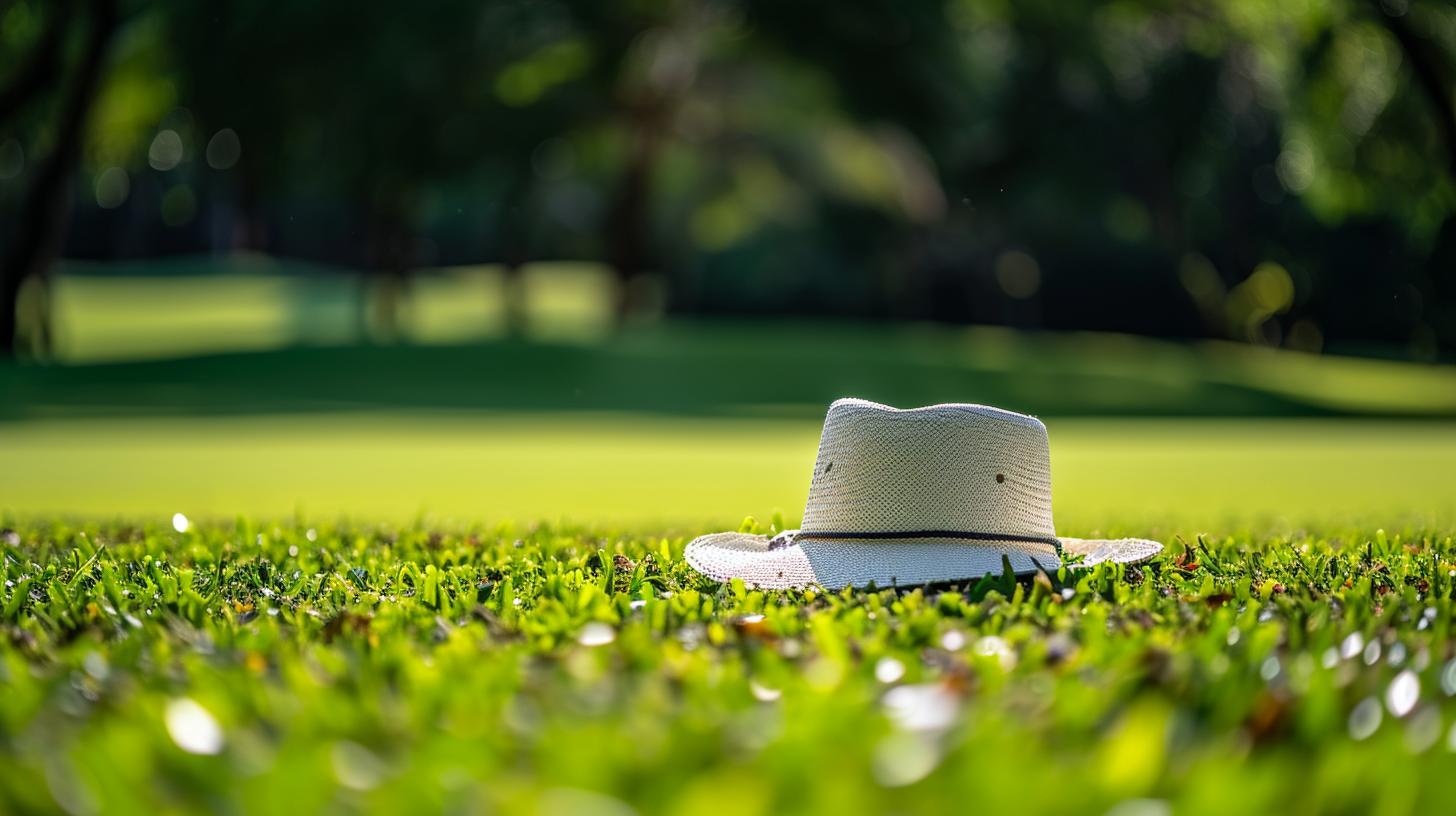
<box><xmin>50</xmin><ymin>258</ymin><xmax>619</xmax><ymax>361</ymax></box>
<box><xmin>51</xmin><ymin>272</ymin><xmax>316</xmax><ymax>361</ymax></box>
<box><xmin>35</xmin><ymin>260</ymin><xmax>1456</xmax><ymax>419</ymax></box>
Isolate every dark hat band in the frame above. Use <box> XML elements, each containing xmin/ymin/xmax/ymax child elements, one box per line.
<box><xmin>771</xmin><ymin>528</ymin><xmax>1063</xmax><ymax>559</ymax></box>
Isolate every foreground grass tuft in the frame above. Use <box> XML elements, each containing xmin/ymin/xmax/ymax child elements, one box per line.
<box><xmin>3</xmin><ymin>520</ymin><xmax>1456</xmax><ymax>814</ymax></box>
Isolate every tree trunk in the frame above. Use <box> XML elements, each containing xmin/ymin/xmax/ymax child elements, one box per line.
<box><xmin>362</xmin><ymin>195</ymin><xmax>415</xmax><ymax>343</ymax></box>
<box><xmin>498</xmin><ymin>172</ymin><xmax>531</xmax><ymax>336</ymax></box>
<box><xmin>0</xmin><ymin>0</ymin><xmax>72</xmax><ymax>131</ymax></box>
<box><xmin>604</xmin><ymin>107</ymin><xmax>662</xmax><ymax>323</ymax></box>
<box><xmin>234</xmin><ymin>158</ymin><xmax>268</xmax><ymax>251</ymax></box>
<box><xmin>0</xmin><ymin>0</ymin><xmax>118</xmax><ymax>358</ymax></box>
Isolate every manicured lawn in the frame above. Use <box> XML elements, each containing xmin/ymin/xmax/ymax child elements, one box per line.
<box><xmin>46</xmin><ymin>258</ymin><xmax>620</xmax><ymax>362</ymax></box>
<box><xmin>25</xmin><ymin>257</ymin><xmax>1456</xmax><ymax>422</ymax></box>
<box><xmin>1</xmin><ymin>414</ymin><xmax>1454</xmax><ymax>529</ymax></box>
<box><xmin>6</xmin><ymin>260</ymin><xmax>1455</xmax><ymax>813</ymax></box>
<box><xmin>2</xmin><ymin>518</ymin><xmax>1455</xmax><ymax>814</ymax></box>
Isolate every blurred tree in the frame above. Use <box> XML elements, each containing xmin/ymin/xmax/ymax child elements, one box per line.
<box><xmin>162</xmin><ymin>0</ymin><xmax>609</xmax><ymax>336</ymax></box>
<box><xmin>4</xmin><ymin>0</ymin><xmax>1455</xmax><ymax>356</ymax></box>
<box><xmin>0</xmin><ymin>0</ymin><xmax>119</xmax><ymax>357</ymax></box>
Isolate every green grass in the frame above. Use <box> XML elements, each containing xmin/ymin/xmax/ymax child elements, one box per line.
<box><xmin>20</xmin><ymin>256</ymin><xmax>1456</xmax><ymax>422</ymax></box>
<box><xmin>47</xmin><ymin>257</ymin><xmax>618</xmax><ymax>362</ymax></box>
<box><xmin>13</xmin><ymin>319</ymin><xmax>1456</xmax><ymax>422</ymax></box>
<box><xmin>1</xmin><ymin>414</ymin><xmax>1454</xmax><ymax>529</ymax></box>
<box><xmin>3</xmin><ymin>519</ymin><xmax>1456</xmax><ymax>814</ymax></box>
<box><xmin>8</xmin><ymin>259</ymin><xmax>1456</xmax><ymax>812</ymax></box>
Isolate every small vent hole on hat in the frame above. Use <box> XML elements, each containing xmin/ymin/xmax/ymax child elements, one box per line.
<box><xmin>824</xmin><ymin>461</ymin><xmax>833</xmax><ymax>473</ymax></box>
<box><xmin>996</xmin><ymin>473</ymin><xmax>1005</xmax><ymax>483</ymax></box>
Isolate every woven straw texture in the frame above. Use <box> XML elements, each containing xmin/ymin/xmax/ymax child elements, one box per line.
<box><xmin>801</xmin><ymin>399</ymin><xmax>1054</xmax><ymax>538</ymax></box>
<box><xmin>684</xmin><ymin>398</ymin><xmax>1163</xmax><ymax>590</ymax></box>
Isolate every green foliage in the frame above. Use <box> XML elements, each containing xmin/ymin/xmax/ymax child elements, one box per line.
<box><xmin>10</xmin><ymin>0</ymin><xmax>1454</xmax><ymax>352</ymax></box>
<box><xmin>2</xmin><ymin>519</ymin><xmax>1456</xmax><ymax>813</ymax></box>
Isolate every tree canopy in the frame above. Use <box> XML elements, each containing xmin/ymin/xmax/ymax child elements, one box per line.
<box><xmin>2</xmin><ymin>0</ymin><xmax>1453</xmax><ymax>356</ymax></box>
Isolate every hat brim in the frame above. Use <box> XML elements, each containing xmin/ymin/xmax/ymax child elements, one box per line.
<box><xmin>683</xmin><ymin>532</ymin><xmax>1162</xmax><ymax>591</ymax></box>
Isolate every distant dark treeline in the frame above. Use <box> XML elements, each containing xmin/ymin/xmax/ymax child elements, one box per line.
<box><xmin>2</xmin><ymin>0</ymin><xmax>1454</xmax><ymax>358</ymax></box>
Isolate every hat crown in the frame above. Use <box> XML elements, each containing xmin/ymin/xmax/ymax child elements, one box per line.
<box><xmin>800</xmin><ymin>399</ymin><xmax>1055</xmax><ymax>538</ymax></box>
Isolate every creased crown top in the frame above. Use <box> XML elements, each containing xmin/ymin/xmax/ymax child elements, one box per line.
<box><xmin>800</xmin><ymin>398</ymin><xmax>1055</xmax><ymax>538</ymax></box>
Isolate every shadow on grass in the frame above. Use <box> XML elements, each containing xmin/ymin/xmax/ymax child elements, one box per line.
<box><xmin>1</xmin><ymin>320</ymin><xmax>1442</xmax><ymax>421</ymax></box>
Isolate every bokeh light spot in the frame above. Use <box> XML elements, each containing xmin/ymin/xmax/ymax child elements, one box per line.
<box><xmin>331</xmin><ymin>741</ymin><xmax>387</xmax><ymax>790</ymax></box>
<box><xmin>1276</xmin><ymin>138</ymin><xmax>1315</xmax><ymax>193</ymax></box>
<box><xmin>995</xmin><ymin>250</ymin><xmax>1041</xmax><ymax>299</ymax></box>
<box><xmin>1286</xmin><ymin>320</ymin><xmax>1323</xmax><ymax>354</ymax></box>
<box><xmin>165</xmin><ymin>698</ymin><xmax>223</xmax><ymax>755</ymax></box>
<box><xmin>206</xmin><ymin>128</ymin><xmax>241</xmax><ymax>170</ymax></box>
<box><xmin>875</xmin><ymin>656</ymin><xmax>906</xmax><ymax>683</ymax></box>
<box><xmin>94</xmin><ymin>167</ymin><xmax>130</xmax><ymax>209</ymax></box>
<box><xmin>1244</xmin><ymin>262</ymin><xmax>1294</xmax><ymax>314</ymax></box>
<box><xmin>578</xmin><ymin>622</ymin><xmax>615</xmax><ymax>646</ymax></box>
<box><xmin>1349</xmin><ymin>697</ymin><xmax>1382</xmax><ymax>740</ymax></box>
<box><xmin>872</xmin><ymin>732</ymin><xmax>942</xmax><ymax>787</ymax></box>
<box><xmin>1386</xmin><ymin>670</ymin><xmax>1419</xmax><ymax>717</ymax></box>
<box><xmin>148</xmin><ymin>129</ymin><xmax>184</xmax><ymax>171</ymax></box>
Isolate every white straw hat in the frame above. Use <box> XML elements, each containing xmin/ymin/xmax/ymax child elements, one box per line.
<box><xmin>685</xmin><ymin>398</ymin><xmax>1162</xmax><ymax>590</ymax></box>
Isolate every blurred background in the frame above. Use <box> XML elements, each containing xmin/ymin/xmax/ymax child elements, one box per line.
<box><xmin>2</xmin><ymin>0</ymin><xmax>1455</xmax><ymax>528</ymax></box>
